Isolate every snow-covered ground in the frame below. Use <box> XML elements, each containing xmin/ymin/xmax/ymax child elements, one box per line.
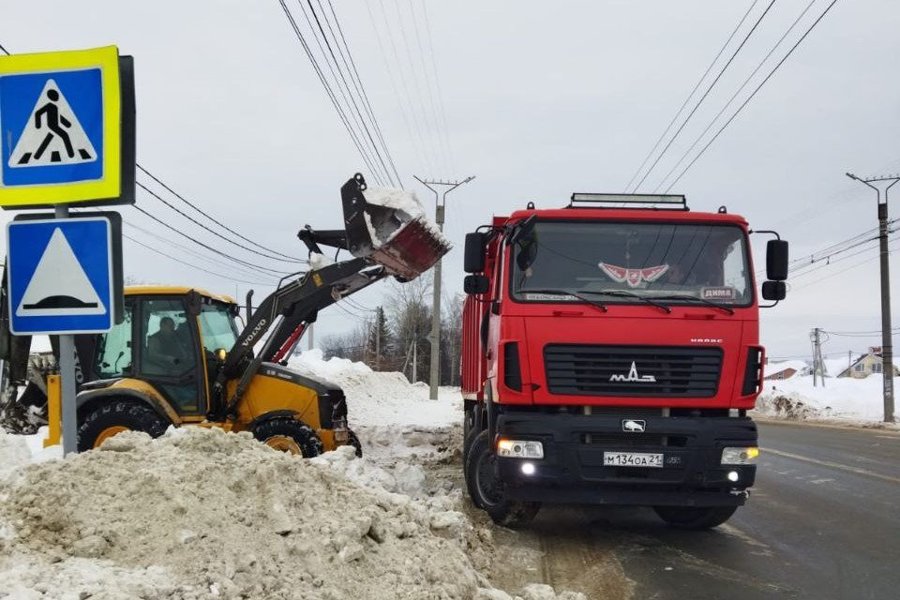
<box><xmin>754</xmin><ymin>373</ymin><xmax>899</xmax><ymax>427</ymax></box>
<box><xmin>0</xmin><ymin>350</ymin><xmax>585</xmax><ymax>600</ymax></box>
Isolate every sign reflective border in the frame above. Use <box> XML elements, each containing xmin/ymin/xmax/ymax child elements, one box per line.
<box><xmin>0</xmin><ymin>46</ymin><xmax>121</xmax><ymax>207</ymax></box>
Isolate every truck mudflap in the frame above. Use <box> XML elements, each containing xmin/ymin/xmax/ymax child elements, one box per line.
<box><xmin>493</xmin><ymin>410</ymin><xmax>757</xmax><ymax>507</ymax></box>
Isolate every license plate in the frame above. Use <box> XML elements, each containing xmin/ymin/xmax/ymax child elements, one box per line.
<box><xmin>603</xmin><ymin>452</ymin><xmax>663</xmax><ymax>468</ymax></box>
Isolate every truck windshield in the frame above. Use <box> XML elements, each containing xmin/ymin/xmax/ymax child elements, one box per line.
<box><xmin>511</xmin><ymin>221</ymin><xmax>752</xmax><ymax>307</ymax></box>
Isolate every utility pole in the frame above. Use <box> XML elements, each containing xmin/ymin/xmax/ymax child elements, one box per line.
<box><xmin>413</xmin><ymin>175</ymin><xmax>476</xmax><ymax>399</ymax></box>
<box><xmin>375</xmin><ymin>314</ymin><xmax>381</xmax><ymax>371</ymax></box>
<box><xmin>810</xmin><ymin>327</ymin><xmax>826</xmax><ymax>387</ymax></box>
<box><xmin>847</xmin><ymin>172</ymin><xmax>900</xmax><ymax>422</ymax></box>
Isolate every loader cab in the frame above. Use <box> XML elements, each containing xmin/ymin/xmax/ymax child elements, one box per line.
<box><xmin>90</xmin><ymin>287</ymin><xmax>239</xmax><ymax>418</ymax></box>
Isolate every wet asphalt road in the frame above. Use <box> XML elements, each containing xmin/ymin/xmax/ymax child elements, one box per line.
<box><xmin>541</xmin><ymin>421</ymin><xmax>900</xmax><ymax>599</ymax></box>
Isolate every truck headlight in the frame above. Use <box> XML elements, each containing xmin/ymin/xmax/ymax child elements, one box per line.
<box><xmin>497</xmin><ymin>438</ymin><xmax>544</xmax><ymax>459</ymax></box>
<box><xmin>721</xmin><ymin>446</ymin><xmax>759</xmax><ymax>465</ymax></box>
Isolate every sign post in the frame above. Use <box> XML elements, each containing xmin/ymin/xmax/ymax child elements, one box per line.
<box><xmin>0</xmin><ymin>46</ymin><xmax>134</xmax><ymax>455</ymax></box>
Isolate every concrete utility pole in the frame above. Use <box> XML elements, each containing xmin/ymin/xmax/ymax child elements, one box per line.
<box><xmin>846</xmin><ymin>172</ymin><xmax>900</xmax><ymax>423</ymax></box>
<box><xmin>810</xmin><ymin>327</ymin><xmax>826</xmax><ymax>387</ymax></box>
<box><xmin>413</xmin><ymin>175</ymin><xmax>476</xmax><ymax>400</ymax></box>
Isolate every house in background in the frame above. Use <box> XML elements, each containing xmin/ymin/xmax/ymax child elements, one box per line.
<box><xmin>764</xmin><ymin>359</ymin><xmax>809</xmax><ymax>381</ymax></box>
<box><xmin>837</xmin><ymin>347</ymin><xmax>900</xmax><ymax>379</ymax></box>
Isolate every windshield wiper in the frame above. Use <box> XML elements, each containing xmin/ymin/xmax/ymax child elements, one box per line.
<box><xmin>653</xmin><ymin>294</ymin><xmax>735</xmax><ymax>315</ymax></box>
<box><xmin>519</xmin><ymin>288</ymin><xmax>608</xmax><ymax>312</ymax></box>
<box><xmin>576</xmin><ymin>289</ymin><xmax>672</xmax><ymax>314</ymax></box>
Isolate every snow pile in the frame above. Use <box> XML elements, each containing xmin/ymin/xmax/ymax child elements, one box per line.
<box><xmin>0</xmin><ymin>429</ymin><xmax>31</xmax><ymax>483</ymax></box>
<box><xmin>0</xmin><ymin>428</ymin><xmax>509</xmax><ymax>599</ymax></box>
<box><xmin>290</xmin><ymin>349</ymin><xmax>461</xmax><ymax>428</ymax></box>
<box><xmin>308</xmin><ymin>252</ymin><xmax>335</xmax><ymax>270</ymax></box>
<box><xmin>363</xmin><ymin>186</ymin><xmax>425</xmax><ymax>219</ymax></box>
<box><xmin>755</xmin><ymin>374</ymin><xmax>898</xmax><ymax>423</ymax></box>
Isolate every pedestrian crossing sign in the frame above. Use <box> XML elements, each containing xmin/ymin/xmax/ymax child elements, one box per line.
<box><xmin>0</xmin><ymin>46</ymin><xmax>123</xmax><ymax>207</ymax></box>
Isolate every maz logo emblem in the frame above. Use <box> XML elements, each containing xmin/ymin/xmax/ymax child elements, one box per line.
<box><xmin>609</xmin><ymin>361</ymin><xmax>656</xmax><ymax>383</ymax></box>
<box><xmin>622</xmin><ymin>419</ymin><xmax>646</xmax><ymax>433</ymax></box>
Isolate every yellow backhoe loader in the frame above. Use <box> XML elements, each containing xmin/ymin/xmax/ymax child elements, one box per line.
<box><xmin>0</xmin><ymin>174</ymin><xmax>449</xmax><ymax>455</ymax></box>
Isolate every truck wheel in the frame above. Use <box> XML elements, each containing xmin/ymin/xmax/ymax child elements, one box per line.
<box><xmin>465</xmin><ymin>430</ymin><xmax>540</xmax><ymax>527</ymax></box>
<box><xmin>77</xmin><ymin>400</ymin><xmax>169</xmax><ymax>452</ymax></box>
<box><xmin>348</xmin><ymin>428</ymin><xmax>363</xmax><ymax>458</ymax></box>
<box><xmin>653</xmin><ymin>505</ymin><xmax>738</xmax><ymax>530</ymax></box>
<box><xmin>253</xmin><ymin>417</ymin><xmax>323</xmax><ymax>457</ymax></box>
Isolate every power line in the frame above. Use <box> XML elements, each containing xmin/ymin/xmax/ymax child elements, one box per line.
<box><xmin>123</xmin><ymin>233</ymin><xmax>276</xmax><ymax>286</ymax></box>
<box><xmin>406</xmin><ymin>0</ymin><xmax>453</xmax><ymax>173</ymax></box>
<box><xmin>653</xmin><ymin>0</ymin><xmax>817</xmax><ymax>193</ymax></box>
<box><xmin>624</xmin><ymin>0</ymin><xmax>761</xmax><ymax>192</ymax></box>
<box><xmin>124</xmin><ymin>220</ymin><xmax>279</xmax><ymax>285</ymax></box>
<box><xmin>419</xmin><ymin>0</ymin><xmax>456</xmax><ymax>174</ymax></box>
<box><xmin>392</xmin><ymin>0</ymin><xmax>445</xmax><ymax>173</ymax></box>
<box><xmin>664</xmin><ymin>0</ymin><xmax>841</xmax><ymax>192</ymax></box>
<box><xmin>137</xmin><ymin>181</ymin><xmax>302</xmax><ymax>268</ymax></box>
<box><xmin>323</xmin><ymin>0</ymin><xmax>404</xmax><ymax>186</ymax></box>
<box><xmin>790</xmin><ymin>242</ymin><xmax>898</xmax><ymax>291</ymax></box>
<box><xmin>136</xmin><ymin>164</ymin><xmax>303</xmax><ymax>262</ymax></box>
<box><xmin>304</xmin><ymin>0</ymin><xmax>398</xmax><ymax>186</ymax></box>
<box><xmin>631</xmin><ymin>0</ymin><xmax>777</xmax><ymax>192</ymax></box>
<box><xmin>276</xmin><ymin>0</ymin><xmax>386</xmax><ymax>184</ymax></box>
<box><xmin>132</xmin><ymin>203</ymin><xmax>293</xmax><ymax>277</ymax></box>
<box><xmin>293</xmin><ymin>0</ymin><xmax>389</xmax><ymax>185</ymax></box>
<box><xmin>365</xmin><ymin>0</ymin><xmax>435</xmax><ymax>175</ymax></box>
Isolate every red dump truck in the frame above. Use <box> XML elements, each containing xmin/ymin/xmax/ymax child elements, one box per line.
<box><xmin>460</xmin><ymin>192</ymin><xmax>788</xmax><ymax>529</ymax></box>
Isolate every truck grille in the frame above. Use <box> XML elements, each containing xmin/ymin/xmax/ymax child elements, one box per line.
<box><xmin>544</xmin><ymin>345</ymin><xmax>722</xmax><ymax>397</ymax></box>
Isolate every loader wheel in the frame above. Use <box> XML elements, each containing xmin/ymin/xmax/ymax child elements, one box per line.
<box><xmin>653</xmin><ymin>505</ymin><xmax>738</xmax><ymax>530</ymax></box>
<box><xmin>253</xmin><ymin>417</ymin><xmax>323</xmax><ymax>458</ymax></box>
<box><xmin>465</xmin><ymin>430</ymin><xmax>540</xmax><ymax>527</ymax></box>
<box><xmin>77</xmin><ymin>400</ymin><xmax>169</xmax><ymax>452</ymax></box>
<box><xmin>347</xmin><ymin>429</ymin><xmax>363</xmax><ymax>458</ymax></box>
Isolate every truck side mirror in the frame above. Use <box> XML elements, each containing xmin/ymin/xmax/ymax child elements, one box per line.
<box><xmin>464</xmin><ymin>275</ymin><xmax>490</xmax><ymax>295</ymax></box>
<box><xmin>464</xmin><ymin>232</ymin><xmax>487</xmax><ymax>273</ymax></box>
<box><xmin>762</xmin><ymin>280</ymin><xmax>786</xmax><ymax>301</ymax></box>
<box><xmin>766</xmin><ymin>240</ymin><xmax>789</xmax><ymax>281</ymax></box>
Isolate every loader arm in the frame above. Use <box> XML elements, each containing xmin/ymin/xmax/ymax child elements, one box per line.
<box><xmin>212</xmin><ymin>173</ymin><xmax>450</xmax><ymax>419</ymax></box>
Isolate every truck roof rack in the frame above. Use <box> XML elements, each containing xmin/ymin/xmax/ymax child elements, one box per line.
<box><xmin>568</xmin><ymin>193</ymin><xmax>688</xmax><ymax>211</ymax></box>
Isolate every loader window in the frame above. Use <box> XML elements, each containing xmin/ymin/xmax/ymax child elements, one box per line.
<box><xmin>139</xmin><ymin>298</ymin><xmax>202</xmax><ymax>414</ymax></box>
<box><xmin>198</xmin><ymin>303</ymin><xmax>238</xmax><ymax>354</ymax></box>
<box><xmin>94</xmin><ymin>304</ymin><xmax>133</xmax><ymax>379</ymax></box>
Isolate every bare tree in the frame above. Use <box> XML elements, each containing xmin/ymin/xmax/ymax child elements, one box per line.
<box><xmin>385</xmin><ymin>273</ymin><xmax>432</xmax><ymax>382</ymax></box>
<box><xmin>442</xmin><ymin>292</ymin><xmax>464</xmax><ymax>385</ymax></box>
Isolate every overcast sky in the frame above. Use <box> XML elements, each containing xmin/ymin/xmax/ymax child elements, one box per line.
<box><xmin>2</xmin><ymin>0</ymin><xmax>899</xmax><ymax>362</ymax></box>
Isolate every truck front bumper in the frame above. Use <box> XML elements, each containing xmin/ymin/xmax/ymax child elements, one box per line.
<box><xmin>494</xmin><ymin>411</ymin><xmax>757</xmax><ymax>507</ymax></box>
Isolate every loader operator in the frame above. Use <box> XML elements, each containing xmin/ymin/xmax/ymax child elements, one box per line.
<box><xmin>147</xmin><ymin>317</ymin><xmax>188</xmax><ymax>368</ymax></box>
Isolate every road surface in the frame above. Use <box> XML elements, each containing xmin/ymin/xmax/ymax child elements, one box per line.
<box><xmin>469</xmin><ymin>421</ymin><xmax>900</xmax><ymax>599</ymax></box>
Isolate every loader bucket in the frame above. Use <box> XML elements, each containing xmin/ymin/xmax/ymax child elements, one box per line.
<box><xmin>340</xmin><ymin>173</ymin><xmax>450</xmax><ymax>280</ymax></box>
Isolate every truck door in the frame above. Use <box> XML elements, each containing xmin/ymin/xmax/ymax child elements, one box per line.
<box><xmin>136</xmin><ymin>297</ymin><xmax>204</xmax><ymax>416</ymax></box>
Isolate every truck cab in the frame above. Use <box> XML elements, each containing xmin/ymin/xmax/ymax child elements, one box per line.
<box><xmin>461</xmin><ymin>193</ymin><xmax>788</xmax><ymax>529</ymax></box>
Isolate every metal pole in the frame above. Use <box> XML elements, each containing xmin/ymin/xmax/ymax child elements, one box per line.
<box><xmin>307</xmin><ymin>322</ymin><xmax>314</xmax><ymax>351</ymax></box>
<box><xmin>55</xmin><ymin>204</ymin><xmax>78</xmax><ymax>455</ymax></box>
<box><xmin>847</xmin><ymin>172</ymin><xmax>900</xmax><ymax>422</ymax></box>
<box><xmin>413</xmin><ymin>175</ymin><xmax>475</xmax><ymax>399</ymax></box>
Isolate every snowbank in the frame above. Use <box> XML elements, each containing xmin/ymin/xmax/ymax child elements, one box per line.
<box><xmin>1</xmin><ymin>429</ymin><xmax>487</xmax><ymax>599</ymax></box>
<box><xmin>0</xmin><ymin>355</ymin><xmax>587</xmax><ymax>599</ymax></box>
<box><xmin>290</xmin><ymin>349</ymin><xmax>461</xmax><ymax>428</ymax></box>
<box><xmin>754</xmin><ymin>374</ymin><xmax>898</xmax><ymax>424</ymax></box>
